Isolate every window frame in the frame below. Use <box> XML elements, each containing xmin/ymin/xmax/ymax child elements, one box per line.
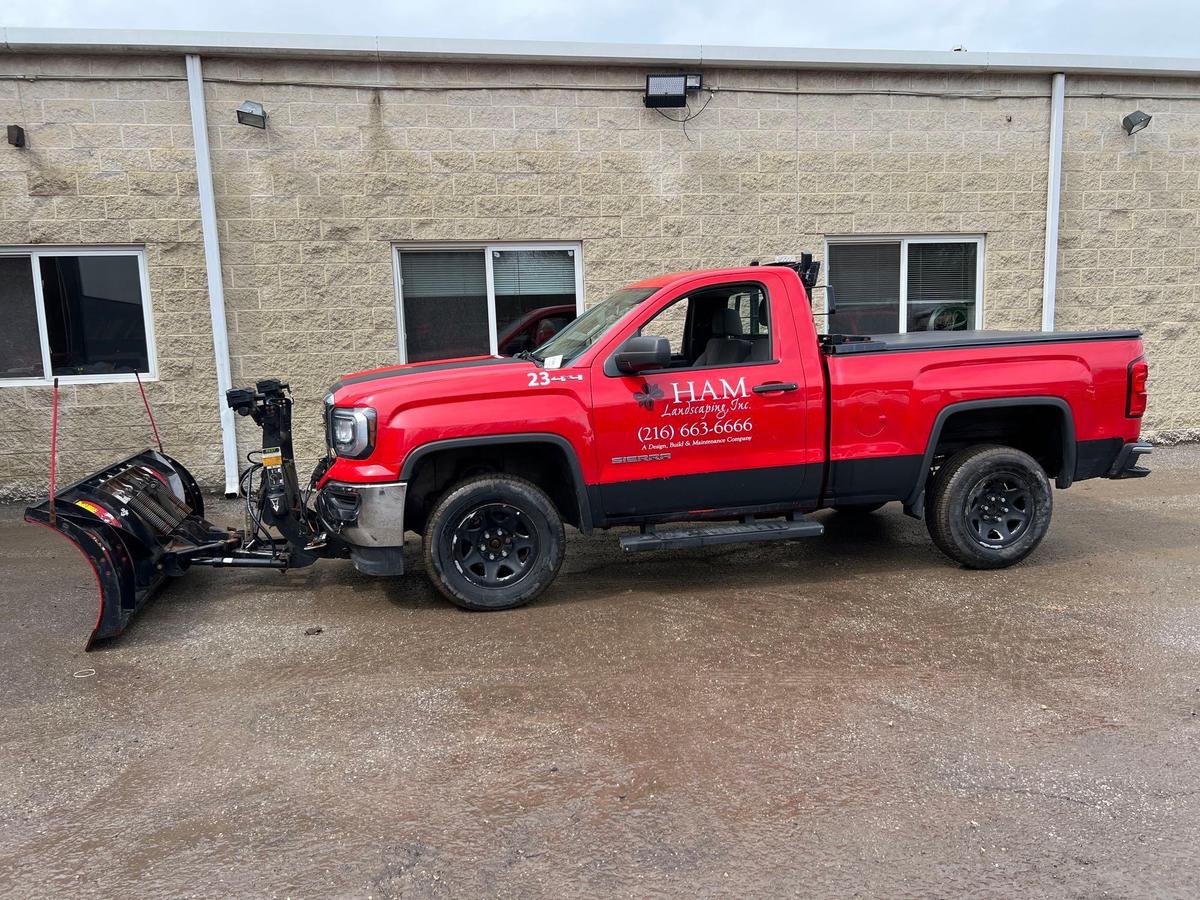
<box><xmin>0</xmin><ymin>245</ymin><xmax>158</xmax><ymax>387</ymax></box>
<box><xmin>822</xmin><ymin>234</ymin><xmax>985</xmax><ymax>334</ymax></box>
<box><xmin>392</xmin><ymin>241</ymin><xmax>585</xmax><ymax>363</ymax></box>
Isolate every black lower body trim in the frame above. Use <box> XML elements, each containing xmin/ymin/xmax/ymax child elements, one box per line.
<box><xmin>595</xmin><ymin>463</ymin><xmax>820</xmax><ymax>522</ymax></box>
<box><xmin>826</xmin><ymin>454</ymin><xmax>924</xmax><ymax>506</ymax></box>
<box><xmin>1074</xmin><ymin>437</ymin><xmax>1125</xmax><ymax>481</ymax></box>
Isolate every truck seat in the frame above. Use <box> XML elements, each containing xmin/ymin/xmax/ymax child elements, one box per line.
<box><xmin>694</xmin><ymin>308</ymin><xmax>751</xmax><ymax>366</ymax></box>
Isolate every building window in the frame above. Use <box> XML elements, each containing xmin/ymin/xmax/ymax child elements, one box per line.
<box><xmin>395</xmin><ymin>243</ymin><xmax>583</xmax><ymax>363</ymax></box>
<box><xmin>825</xmin><ymin>236</ymin><xmax>983</xmax><ymax>335</ymax></box>
<box><xmin>0</xmin><ymin>248</ymin><xmax>156</xmax><ymax>385</ymax></box>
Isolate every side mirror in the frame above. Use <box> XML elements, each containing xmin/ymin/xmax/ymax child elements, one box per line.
<box><xmin>613</xmin><ymin>335</ymin><xmax>671</xmax><ymax>374</ymax></box>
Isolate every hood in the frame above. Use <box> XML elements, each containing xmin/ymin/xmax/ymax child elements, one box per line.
<box><xmin>328</xmin><ymin>355</ymin><xmax>533</xmax><ymax>407</ymax></box>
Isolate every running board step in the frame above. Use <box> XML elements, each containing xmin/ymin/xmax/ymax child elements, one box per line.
<box><xmin>619</xmin><ymin>518</ymin><xmax>823</xmax><ymax>553</ymax></box>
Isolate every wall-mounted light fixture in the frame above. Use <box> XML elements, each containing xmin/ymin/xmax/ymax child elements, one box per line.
<box><xmin>236</xmin><ymin>100</ymin><xmax>267</xmax><ymax>128</ymax></box>
<box><xmin>7</xmin><ymin>125</ymin><xmax>25</xmax><ymax>147</ymax></box>
<box><xmin>643</xmin><ymin>74</ymin><xmax>702</xmax><ymax>108</ymax></box>
<box><xmin>1121</xmin><ymin>110</ymin><xmax>1151</xmax><ymax>135</ymax></box>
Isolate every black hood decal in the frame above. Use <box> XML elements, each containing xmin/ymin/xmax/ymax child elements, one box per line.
<box><xmin>330</xmin><ymin>357</ymin><xmax>521</xmax><ymax>393</ymax></box>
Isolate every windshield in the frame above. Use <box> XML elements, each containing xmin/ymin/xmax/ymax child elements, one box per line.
<box><xmin>531</xmin><ymin>287</ymin><xmax>655</xmax><ymax>364</ymax></box>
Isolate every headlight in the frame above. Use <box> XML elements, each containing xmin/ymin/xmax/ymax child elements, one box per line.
<box><xmin>329</xmin><ymin>406</ymin><xmax>376</xmax><ymax>459</ymax></box>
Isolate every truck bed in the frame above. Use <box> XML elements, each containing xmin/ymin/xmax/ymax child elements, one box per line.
<box><xmin>822</xmin><ymin>329</ymin><xmax>1143</xmax><ymax>355</ymax></box>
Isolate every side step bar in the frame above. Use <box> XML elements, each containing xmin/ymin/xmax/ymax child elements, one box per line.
<box><xmin>620</xmin><ymin>517</ymin><xmax>824</xmax><ymax>553</ymax></box>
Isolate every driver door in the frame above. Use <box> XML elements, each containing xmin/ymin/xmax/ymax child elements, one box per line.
<box><xmin>589</xmin><ymin>271</ymin><xmax>814</xmax><ymax>520</ymax></box>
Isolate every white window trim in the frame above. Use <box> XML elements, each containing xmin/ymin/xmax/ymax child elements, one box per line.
<box><xmin>822</xmin><ymin>234</ymin><xmax>986</xmax><ymax>333</ymax></box>
<box><xmin>0</xmin><ymin>245</ymin><xmax>158</xmax><ymax>387</ymax></box>
<box><xmin>392</xmin><ymin>241</ymin><xmax>585</xmax><ymax>363</ymax></box>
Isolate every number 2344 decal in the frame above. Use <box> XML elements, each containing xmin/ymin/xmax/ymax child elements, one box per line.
<box><xmin>527</xmin><ymin>371</ymin><xmax>584</xmax><ymax>387</ymax></box>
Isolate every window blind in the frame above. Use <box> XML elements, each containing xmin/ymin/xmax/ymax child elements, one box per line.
<box><xmin>399</xmin><ymin>251</ymin><xmax>486</xmax><ymax>298</ymax></box>
<box><xmin>828</xmin><ymin>243</ymin><xmax>901</xmax><ymax>305</ymax></box>
<box><xmin>492</xmin><ymin>249</ymin><xmax>575</xmax><ymax>297</ymax></box>
<box><xmin>907</xmin><ymin>242</ymin><xmax>977</xmax><ymax>304</ymax></box>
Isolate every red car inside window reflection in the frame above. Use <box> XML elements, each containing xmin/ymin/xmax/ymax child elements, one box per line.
<box><xmin>498</xmin><ymin>304</ymin><xmax>577</xmax><ymax>356</ymax></box>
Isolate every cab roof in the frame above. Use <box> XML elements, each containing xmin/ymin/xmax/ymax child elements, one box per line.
<box><xmin>625</xmin><ymin>265</ymin><xmax>799</xmax><ymax>291</ymax></box>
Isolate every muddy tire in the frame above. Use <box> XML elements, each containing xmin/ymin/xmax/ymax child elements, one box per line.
<box><xmin>422</xmin><ymin>474</ymin><xmax>565</xmax><ymax>611</ymax></box>
<box><xmin>833</xmin><ymin>502</ymin><xmax>886</xmax><ymax>514</ymax></box>
<box><xmin>925</xmin><ymin>444</ymin><xmax>1052</xmax><ymax>569</ymax></box>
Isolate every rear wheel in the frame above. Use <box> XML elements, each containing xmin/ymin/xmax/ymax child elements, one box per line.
<box><xmin>925</xmin><ymin>444</ymin><xmax>1052</xmax><ymax>569</ymax></box>
<box><xmin>422</xmin><ymin>474</ymin><xmax>565</xmax><ymax>610</ymax></box>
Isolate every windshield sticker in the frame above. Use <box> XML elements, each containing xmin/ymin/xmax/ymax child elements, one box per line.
<box><xmin>632</xmin><ymin>376</ymin><xmax>754</xmax><ymax>452</ymax></box>
<box><xmin>543</xmin><ymin>354</ymin><xmax>564</xmax><ymax>369</ymax></box>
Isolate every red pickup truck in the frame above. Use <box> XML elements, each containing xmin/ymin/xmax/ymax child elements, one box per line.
<box><xmin>28</xmin><ymin>259</ymin><xmax>1152</xmax><ymax>646</ymax></box>
<box><xmin>313</xmin><ymin>260</ymin><xmax>1150</xmax><ymax>610</ymax></box>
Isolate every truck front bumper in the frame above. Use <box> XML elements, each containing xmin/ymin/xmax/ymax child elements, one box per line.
<box><xmin>1107</xmin><ymin>442</ymin><xmax>1153</xmax><ymax>479</ymax></box>
<box><xmin>317</xmin><ymin>480</ymin><xmax>408</xmax><ymax>575</ymax></box>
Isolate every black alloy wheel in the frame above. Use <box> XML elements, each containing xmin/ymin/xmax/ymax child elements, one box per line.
<box><xmin>925</xmin><ymin>444</ymin><xmax>1053</xmax><ymax>569</ymax></box>
<box><xmin>964</xmin><ymin>472</ymin><xmax>1034</xmax><ymax>548</ymax></box>
<box><xmin>450</xmin><ymin>502</ymin><xmax>539</xmax><ymax>587</ymax></box>
<box><xmin>423</xmin><ymin>474</ymin><xmax>566</xmax><ymax>610</ymax></box>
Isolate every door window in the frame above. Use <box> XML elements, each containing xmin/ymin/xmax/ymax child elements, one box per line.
<box><xmin>639</xmin><ymin>282</ymin><xmax>771</xmax><ymax>369</ymax></box>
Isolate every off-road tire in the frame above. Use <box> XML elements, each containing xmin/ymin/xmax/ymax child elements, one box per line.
<box><xmin>925</xmin><ymin>444</ymin><xmax>1052</xmax><ymax>569</ymax></box>
<box><xmin>832</xmin><ymin>502</ymin><xmax>887</xmax><ymax>514</ymax></box>
<box><xmin>423</xmin><ymin>474</ymin><xmax>565</xmax><ymax>610</ymax></box>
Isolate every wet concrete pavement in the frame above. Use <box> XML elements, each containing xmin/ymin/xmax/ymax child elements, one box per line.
<box><xmin>2</xmin><ymin>447</ymin><xmax>1199</xmax><ymax>898</ymax></box>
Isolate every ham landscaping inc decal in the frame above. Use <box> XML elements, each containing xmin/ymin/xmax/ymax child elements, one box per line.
<box><xmin>634</xmin><ymin>376</ymin><xmax>754</xmax><ymax>449</ymax></box>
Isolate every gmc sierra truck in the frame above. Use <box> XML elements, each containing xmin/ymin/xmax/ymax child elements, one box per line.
<box><xmin>28</xmin><ymin>258</ymin><xmax>1152</xmax><ymax>647</ymax></box>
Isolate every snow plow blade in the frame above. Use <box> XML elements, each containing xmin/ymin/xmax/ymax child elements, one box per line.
<box><xmin>24</xmin><ymin>450</ymin><xmax>241</xmax><ymax>650</ymax></box>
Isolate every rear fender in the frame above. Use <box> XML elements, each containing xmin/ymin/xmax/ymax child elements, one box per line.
<box><xmin>903</xmin><ymin>396</ymin><xmax>1075</xmax><ymax>518</ymax></box>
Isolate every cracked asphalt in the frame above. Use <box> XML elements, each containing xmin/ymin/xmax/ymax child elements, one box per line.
<box><xmin>1</xmin><ymin>446</ymin><xmax>1198</xmax><ymax>897</ymax></box>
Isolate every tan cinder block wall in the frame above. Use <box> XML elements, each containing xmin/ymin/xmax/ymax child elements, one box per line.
<box><xmin>1060</xmin><ymin>76</ymin><xmax>1200</xmax><ymax>441</ymax></box>
<box><xmin>0</xmin><ymin>53</ymin><xmax>225</xmax><ymax>501</ymax></box>
<box><xmin>1</xmin><ymin>52</ymin><xmax>1193</xmax><ymax>498</ymax></box>
<box><xmin>205</xmin><ymin>59</ymin><xmax>1054</xmax><ymax>477</ymax></box>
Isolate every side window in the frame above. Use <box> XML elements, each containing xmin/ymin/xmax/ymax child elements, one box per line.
<box><xmin>722</xmin><ymin>285</ymin><xmax>771</xmax><ymax>363</ymax></box>
<box><xmin>641</xmin><ymin>295</ymin><xmax>690</xmax><ymax>356</ymax></box>
<box><xmin>729</xmin><ymin>286</ymin><xmax>770</xmax><ymax>339</ymax></box>
<box><xmin>638</xmin><ymin>283</ymin><xmax>773</xmax><ymax>369</ymax></box>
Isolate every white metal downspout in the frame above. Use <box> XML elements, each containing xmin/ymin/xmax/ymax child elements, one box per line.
<box><xmin>1041</xmin><ymin>72</ymin><xmax>1066</xmax><ymax>332</ymax></box>
<box><xmin>185</xmin><ymin>53</ymin><xmax>240</xmax><ymax>496</ymax></box>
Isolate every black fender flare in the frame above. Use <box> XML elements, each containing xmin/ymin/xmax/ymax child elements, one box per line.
<box><xmin>903</xmin><ymin>396</ymin><xmax>1076</xmax><ymax>517</ymax></box>
<box><xmin>399</xmin><ymin>433</ymin><xmax>594</xmax><ymax>534</ymax></box>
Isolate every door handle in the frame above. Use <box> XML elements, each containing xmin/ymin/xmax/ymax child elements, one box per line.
<box><xmin>752</xmin><ymin>382</ymin><xmax>798</xmax><ymax>394</ymax></box>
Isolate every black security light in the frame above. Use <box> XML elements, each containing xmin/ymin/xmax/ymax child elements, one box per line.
<box><xmin>1121</xmin><ymin>110</ymin><xmax>1151</xmax><ymax>135</ymax></box>
<box><xmin>644</xmin><ymin>73</ymin><xmax>702</xmax><ymax>108</ymax></box>
<box><xmin>7</xmin><ymin>125</ymin><xmax>25</xmax><ymax>147</ymax></box>
<box><xmin>236</xmin><ymin>100</ymin><xmax>268</xmax><ymax>128</ymax></box>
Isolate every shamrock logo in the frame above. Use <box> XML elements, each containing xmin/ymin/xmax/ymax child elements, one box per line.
<box><xmin>633</xmin><ymin>382</ymin><xmax>664</xmax><ymax>411</ymax></box>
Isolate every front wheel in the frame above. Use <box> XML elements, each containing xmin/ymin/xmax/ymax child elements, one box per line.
<box><xmin>925</xmin><ymin>444</ymin><xmax>1052</xmax><ymax>569</ymax></box>
<box><xmin>422</xmin><ymin>474</ymin><xmax>565</xmax><ymax>610</ymax></box>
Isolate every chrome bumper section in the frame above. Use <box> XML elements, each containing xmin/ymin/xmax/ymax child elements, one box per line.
<box><xmin>318</xmin><ymin>480</ymin><xmax>407</xmax><ymax>547</ymax></box>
